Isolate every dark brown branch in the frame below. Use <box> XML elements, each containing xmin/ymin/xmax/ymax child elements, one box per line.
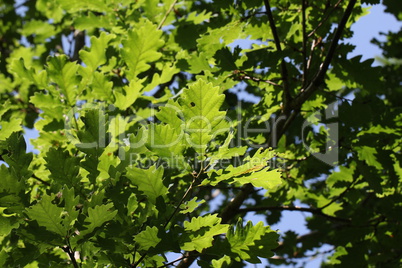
<box><xmin>219</xmin><ymin>184</ymin><xmax>255</xmax><ymax>223</ymax></box>
<box><xmin>71</xmin><ymin>31</ymin><xmax>85</xmax><ymax>63</ymax></box>
<box><xmin>62</xmin><ymin>245</ymin><xmax>79</xmax><ymax>268</ymax></box>
<box><xmin>263</xmin><ymin>0</ymin><xmax>292</xmax><ymax>114</ymax></box>
<box><xmin>291</xmin><ymin>0</ymin><xmax>357</xmax><ymax>110</ymax></box>
<box><xmin>307</xmin><ymin>0</ymin><xmax>343</xmax><ymax>38</ymax></box>
<box><xmin>237</xmin><ymin>205</ymin><xmax>351</xmax><ymax>223</ymax></box>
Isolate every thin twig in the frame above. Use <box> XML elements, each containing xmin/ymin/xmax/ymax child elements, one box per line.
<box><xmin>232</xmin><ymin>70</ymin><xmax>282</xmax><ymax>87</ymax></box>
<box><xmin>159</xmin><ymin>255</ymin><xmax>188</xmax><ymax>268</ymax></box>
<box><xmin>320</xmin><ymin>176</ymin><xmax>360</xmax><ymax>210</ymax></box>
<box><xmin>157</xmin><ymin>0</ymin><xmax>178</xmax><ymax>30</ymax></box>
<box><xmin>164</xmin><ymin>178</ymin><xmax>196</xmax><ymax>229</ymax></box>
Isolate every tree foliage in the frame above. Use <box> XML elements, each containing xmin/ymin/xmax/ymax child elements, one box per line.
<box><xmin>0</xmin><ymin>0</ymin><xmax>401</xmax><ymax>267</ymax></box>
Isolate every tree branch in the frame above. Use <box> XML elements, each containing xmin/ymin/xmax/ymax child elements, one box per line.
<box><xmin>62</xmin><ymin>244</ymin><xmax>79</xmax><ymax>268</ymax></box>
<box><xmin>292</xmin><ymin>0</ymin><xmax>357</xmax><ymax>110</ymax></box>
<box><xmin>176</xmin><ymin>1</ymin><xmax>358</xmax><ymax>267</ymax></box>
<box><xmin>71</xmin><ymin>31</ymin><xmax>85</xmax><ymax>63</ymax></box>
<box><xmin>307</xmin><ymin>0</ymin><xmax>343</xmax><ymax>38</ymax></box>
<box><xmin>264</xmin><ymin>0</ymin><xmax>292</xmax><ymax>114</ymax></box>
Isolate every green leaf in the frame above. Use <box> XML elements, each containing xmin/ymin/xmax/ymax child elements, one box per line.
<box><xmin>0</xmin><ymin>216</ymin><xmax>19</xmax><ymax>236</ymax></box>
<box><xmin>1</xmin><ymin>133</ymin><xmax>33</xmax><ymax>180</ymax></box>
<box><xmin>97</xmin><ymin>144</ymin><xmax>120</xmax><ymax>180</ymax></box>
<box><xmin>357</xmin><ymin>146</ymin><xmax>383</xmax><ymax>169</ymax></box>
<box><xmin>211</xmin><ymin>255</ymin><xmax>231</xmax><ymax>268</ymax></box>
<box><xmin>21</xmin><ymin>20</ymin><xmax>56</xmax><ymax>43</ymax></box>
<box><xmin>61</xmin><ymin>187</ymin><xmax>80</xmax><ymax>227</ymax></box>
<box><xmin>227</xmin><ymin>220</ymin><xmax>278</xmax><ymax>263</ymax></box>
<box><xmin>0</xmin><ymin>165</ymin><xmax>25</xmax><ymax>211</ymax></box>
<box><xmin>197</xmin><ymin>20</ymin><xmax>246</xmax><ymax>58</ymax></box>
<box><xmin>76</xmin><ymin>108</ymin><xmax>107</xmax><ymax>155</ymax></box>
<box><xmin>81</xmin><ymin>203</ymin><xmax>117</xmax><ymax>236</ymax></box>
<box><xmin>45</xmin><ymin>148</ymin><xmax>81</xmax><ymax>187</ymax></box>
<box><xmin>181</xmin><ymin>214</ymin><xmax>229</xmax><ymax>252</ymax></box>
<box><xmin>126</xmin><ymin>165</ymin><xmax>167</xmax><ymax>204</ymax></box>
<box><xmin>135</xmin><ymin>226</ymin><xmax>161</xmax><ymax>251</ymax></box>
<box><xmin>74</xmin><ymin>12</ymin><xmax>111</xmax><ymax>31</ymax></box>
<box><xmin>205</xmin><ymin>148</ymin><xmax>282</xmax><ymax>191</ymax></box>
<box><xmin>46</xmin><ymin>55</ymin><xmax>80</xmax><ymax>106</ymax></box>
<box><xmin>57</xmin><ymin>0</ymin><xmax>111</xmax><ymax>13</ymax></box>
<box><xmin>36</xmin><ymin>0</ymin><xmax>64</xmax><ymax>22</ymax></box>
<box><xmin>178</xmin><ymin>79</ymin><xmax>226</xmax><ymax>157</ymax></box>
<box><xmin>156</xmin><ymin>99</ymin><xmax>184</xmax><ymax>130</ymax></box>
<box><xmin>114</xmin><ymin>79</ymin><xmax>143</xmax><ymax>110</ymax></box>
<box><xmin>180</xmin><ymin>197</ymin><xmax>206</xmax><ymax>214</ymax></box>
<box><xmin>26</xmin><ymin>194</ymin><xmax>67</xmax><ymax>236</ymax></box>
<box><xmin>0</xmin><ymin>118</ymin><xmax>23</xmax><ymax>140</ymax></box>
<box><xmin>209</xmin><ymin>132</ymin><xmax>248</xmax><ymax>163</ymax></box>
<box><xmin>89</xmin><ymin>72</ymin><xmax>115</xmax><ymax>102</ymax></box>
<box><xmin>30</xmin><ymin>92</ymin><xmax>64</xmax><ymax>120</ymax></box>
<box><xmin>235</xmin><ymin>169</ymin><xmax>282</xmax><ymax>191</ymax></box>
<box><xmin>145</xmin><ymin>123</ymin><xmax>188</xmax><ymax>169</ymax></box>
<box><xmin>79</xmin><ymin>32</ymin><xmax>116</xmax><ymax>71</ymax></box>
<box><xmin>121</xmin><ymin>19</ymin><xmax>164</xmax><ymax>78</ymax></box>
<box><xmin>9</xmin><ymin>58</ymin><xmax>34</xmax><ymax>83</ymax></box>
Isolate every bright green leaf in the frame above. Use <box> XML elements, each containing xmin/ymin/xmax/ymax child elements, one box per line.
<box><xmin>135</xmin><ymin>226</ymin><xmax>161</xmax><ymax>251</ymax></box>
<box><xmin>81</xmin><ymin>203</ymin><xmax>117</xmax><ymax>236</ymax></box>
<box><xmin>121</xmin><ymin>19</ymin><xmax>164</xmax><ymax>78</ymax></box>
<box><xmin>26</xmin><ymin>194</ymin><xmax>67</xmax><ymax>236</ymax></box>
